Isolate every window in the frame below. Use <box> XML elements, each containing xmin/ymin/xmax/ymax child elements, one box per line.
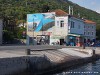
<box><xmin>88</xmin><ymin>26</ymin><xmax>89</xmax><ymax>28</ymax></box>
<box><xmin>84</xmin><ymin>26</ymin><xmax>85</xmax><ymax>28</ymax></box>
<box><xmin>84</xmin><ymin>32</ymin><xmax>86</xmax><ymax>35</ymax></box>
<box><xmin>57</xmin><ymin>21</ymin><xmax>59</xmax><ymax>26</ymax></box>
<box><xmin>88</xmin><ymin>32</ymin><xmax>89</xmax><ymax>35</ymax></box>
<box><xmin>92</xmin><ymin>32</ymin><xmax>93</xmax><ymax>35</ymax></box>
<box><xmin>92</xmin><ymin>26</ymin><xmax>94</xmax><ymax>29</ymax></box>
<box><xmin>71</xmin><ymin>21</ymin><xmax>75</xmax><ymax>28</ymax></box>
<box><xmin>86</xmin><ymin>26</ymin><xmax>88</xmax><ymax>28</ymax></box>
<box><xmin>78</xmin><ymin>25</ymin><xmax>80</xmax><ymax>29</ymax></box>
<box><xmin>60</xmin><ymin>20</ymin><xmax>64</xmax><ymax>27</ymax></box>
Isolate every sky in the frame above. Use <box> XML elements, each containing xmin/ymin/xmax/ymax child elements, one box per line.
<box><xmin>69</xmin><ymin>0</ymin><xmax>100</xmax><ymax>13</ymax></box>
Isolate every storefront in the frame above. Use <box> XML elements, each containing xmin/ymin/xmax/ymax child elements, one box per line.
<box><xmin>67</xmin><ymin>34</ymin><xmax>84</xmax><ymax>47</ymax></box>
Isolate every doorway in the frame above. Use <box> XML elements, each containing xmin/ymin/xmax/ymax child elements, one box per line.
<box><xmin>60</xmin><ymin>39</ymin><xmax>64</xmax><ymax>45</ymax></box>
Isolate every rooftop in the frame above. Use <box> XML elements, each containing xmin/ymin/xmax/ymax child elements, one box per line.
<box><xmin>54</xmin><ymin>9</ymin><xmax>68</xmax><ymax>16</ymax></box>
<box><xmin>84</xmin><ymin>19</ymin><xmax>96</xmax><ymax>24</ymax></box>
<box><xmin>46</xmin><ymin>9</ymin><xmax>96</xmax><ymax>25</ymax></box>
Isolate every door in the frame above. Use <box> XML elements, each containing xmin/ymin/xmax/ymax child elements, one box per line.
<box><xmin>60</xmin><ymin>39</ymin><xmax>64</xmax><ymax>45</ymax></box>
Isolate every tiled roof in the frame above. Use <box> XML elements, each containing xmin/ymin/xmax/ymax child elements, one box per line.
<box><xmin>54</xmin><ymin>9</ymin><xmax>68</xmax><ymax>16</ymax></box>
<box><xmin>50</xmin><ymin>9</ymin><xmax>96</xmax><ymax>25</ymax></box>
<box><xmin>84</xmin><ymin>19</ymin><xmax>96</xmax><ymax>24</ymax></box>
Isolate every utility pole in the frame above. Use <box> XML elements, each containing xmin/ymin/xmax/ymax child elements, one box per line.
<box><xmin>69</xmin><ymin>6</ymin><xmax>71</xmax><ymax>15</ymax></box>
<box><xmin>69</xmin><ymin>6</ymin><xmax>74</xmax><ymax>15</ymax></box>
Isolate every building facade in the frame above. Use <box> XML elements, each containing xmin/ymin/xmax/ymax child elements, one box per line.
<box><xmin>50</xmin><ymin>16</ymin><xmax>68</xmax><ymax>45</ymax></box>
<box><xmin>26</xmin><ymin>9</ymin><xmax>96</xmax><ymax>46</ymax></box>
<box><xmin>67</xmin><ymin>16</ymin><xmax>84</xmax><ymax>46</ymax></box>
<box><xmin>84</xmin><ymin>19</ymin><xmax>96</xmax><ymax>44</ymax></box>
<box><xmin>26</xmin><ymin>12</ymin><xmax>55</xmax><ymax>45</ymax></box>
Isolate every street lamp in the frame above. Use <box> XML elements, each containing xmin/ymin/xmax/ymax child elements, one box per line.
<box><xmin>32</xmin><ymin>15</ymin><xmax>38</xmax><ymax>45</ymax></box>
<box><xmin>33</xmin><ymin>15</ymin><xmax>35</xmax><ymax>45</ymax></box>
<box><xmin>33</xmin><ymin>18</ymin><xmax>34</xmax><ymax>45</ymax></box>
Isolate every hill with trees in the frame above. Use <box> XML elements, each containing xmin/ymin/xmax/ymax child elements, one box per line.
<box><xmin>0</xmin><ymin>0</ymin><xmax>100</xmax><ymax>42</ymax></box>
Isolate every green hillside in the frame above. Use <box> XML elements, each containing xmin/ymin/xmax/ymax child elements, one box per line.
<box><xmin>1</xmin><ymin>0</ymin><xmax>100</xmax><ymax>39</ymax></box>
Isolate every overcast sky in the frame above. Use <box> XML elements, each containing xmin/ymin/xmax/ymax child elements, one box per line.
<box><xmin>69</xmin><ymin>0</ymin><xmax>100</xmax><ymax>13</ymax></box>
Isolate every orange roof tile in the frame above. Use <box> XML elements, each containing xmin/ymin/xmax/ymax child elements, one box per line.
<box><xmin>48</xmin><ymin>9</ymin><xmax>96</xmax><ymax>25</ymax></box>
<box><xmin>54</xmin><ymin>9</ymin><xmax>68</xmax><ymax>16</ymax></box>
<box><xmin>84</xmin><ymin>19</ymin><xmax>96</xmax><ymax>24</ymax></box>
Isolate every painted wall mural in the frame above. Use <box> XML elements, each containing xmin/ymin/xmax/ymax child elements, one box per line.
<box><xmin>27</xmin><ymin>12</ymin><xmax>55</xmax><ymax>32</ymax></box>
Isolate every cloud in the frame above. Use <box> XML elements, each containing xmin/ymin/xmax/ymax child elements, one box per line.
<box><xmin>96</xmin><ymin>10</ymin><xmax>100</xmax><ymax>13</ymax></box>
<box><xmin>69</xmin><ymin>0</ymin><xmax>84</xmax><ymax>2</ymax></box>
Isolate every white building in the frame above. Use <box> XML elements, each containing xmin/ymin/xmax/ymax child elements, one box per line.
<box><xmin>50</xmin><ymin>16</ymin><xmax>68</xmax><ymax>45</ymax></box>
<box><xmin>0</xmin><ymin>18</ymin><xmax>3</xmax><ymax>44</ymax></box>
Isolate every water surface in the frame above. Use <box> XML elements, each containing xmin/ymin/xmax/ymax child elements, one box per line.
<box><xmin>54</xmin><ymin>59</ymin><xmax>100</xmax><ymax>75</ymax></box>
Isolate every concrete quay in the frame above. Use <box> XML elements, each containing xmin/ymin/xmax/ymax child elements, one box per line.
<box><xmin>0</xmin><ymin>45</ymin><xmax>100</xmax><ymax>75</ymax></box>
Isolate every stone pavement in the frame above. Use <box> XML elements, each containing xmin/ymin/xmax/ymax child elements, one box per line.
<box><xmin>95</xmin><ymin>48</ymin><xmax>100</xmax><ymax>55</ymax></box>
<box><xmin>0</xmin><ymin>45</ymin><xmax>100</xmax><ymax>59</ymax></box>
<box><xmin>0</xmin><ymin>46</ymin><xmax>93</xmax><ymax>59</ymax></box>
<box><xmin>0</xmin><ymin>50</ymin><xmax>26</xmax><ymax>58</ymax></box>
<box><xmin>58</xmin><ymin>48</ymin><xmax>92</xmax><ymax>58</ymax></box>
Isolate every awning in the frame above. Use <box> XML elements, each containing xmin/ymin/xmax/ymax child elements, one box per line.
<box><xmin>68</xmin><ymin>33</ymin><xmax>84</xmax><ymax>37</ymax></box>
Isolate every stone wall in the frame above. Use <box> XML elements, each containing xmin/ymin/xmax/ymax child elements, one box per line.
<box><xmin>28</xmin><ymin>55</ymin><xmax>53</xmax><ymax>74</ymax></box>
<box><xmin>0</xmin><ymin>52</ymin><xmax>98</xmax><ymax>75</ymax></box>
<box><xmin>0</xmin><ymin>57</ymin><xmax>28</xmax><ymax>75</ymax></box>
<box><xmin>0</xmin><ymin>55</ymin><xmax>54</xmax><ymax>75</ymax></box>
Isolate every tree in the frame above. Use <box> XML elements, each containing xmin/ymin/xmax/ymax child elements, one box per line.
<box><xmin>42</xmin><ymin>5</ymin><xmax>50</xmax><ymax>12</ymax></box>
<box><xmin>3</xmin><ymin>30</ymin><xmax>14</xmax><ymax>44</ymax></box>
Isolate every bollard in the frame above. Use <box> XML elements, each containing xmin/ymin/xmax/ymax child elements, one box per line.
<box><xmin>92</xmin><ymin>48</ymin><xmax>95</xmax><ymax>55</ymax></box>
<box><xmin>82</xmin><ymin>43</ymin><xmax>85</xmax><ymax>49</ymax></box>
<box><xmin>26</xmin><ymin>49</ymin><xmax>31</xmax><ymax>55</ymax></box>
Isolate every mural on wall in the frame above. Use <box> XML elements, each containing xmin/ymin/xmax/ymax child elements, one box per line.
<box><xmin>27</xmin><ymin>12</ymin><xmax>55</xmax><ymax>32</ymax></box>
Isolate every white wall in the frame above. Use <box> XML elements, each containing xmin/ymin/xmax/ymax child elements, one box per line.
<box><xmin>49</xmin><ymin>16</ymin><xmax>69</xmax><ymax>44</ymax></box>
<box><xmin>68</xmin><ymin>17</ymin><xmax>84</xmax><ymax>35</ymax></box>
<box><xmin>0</xmin><ymin>19</ymin><xmax>3</xmax><ymax>44</ymax></box>
<box><xmin>54</xmin><ymin>16</ymin><xmax>68</xmax><ymax>37</ymax></box>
